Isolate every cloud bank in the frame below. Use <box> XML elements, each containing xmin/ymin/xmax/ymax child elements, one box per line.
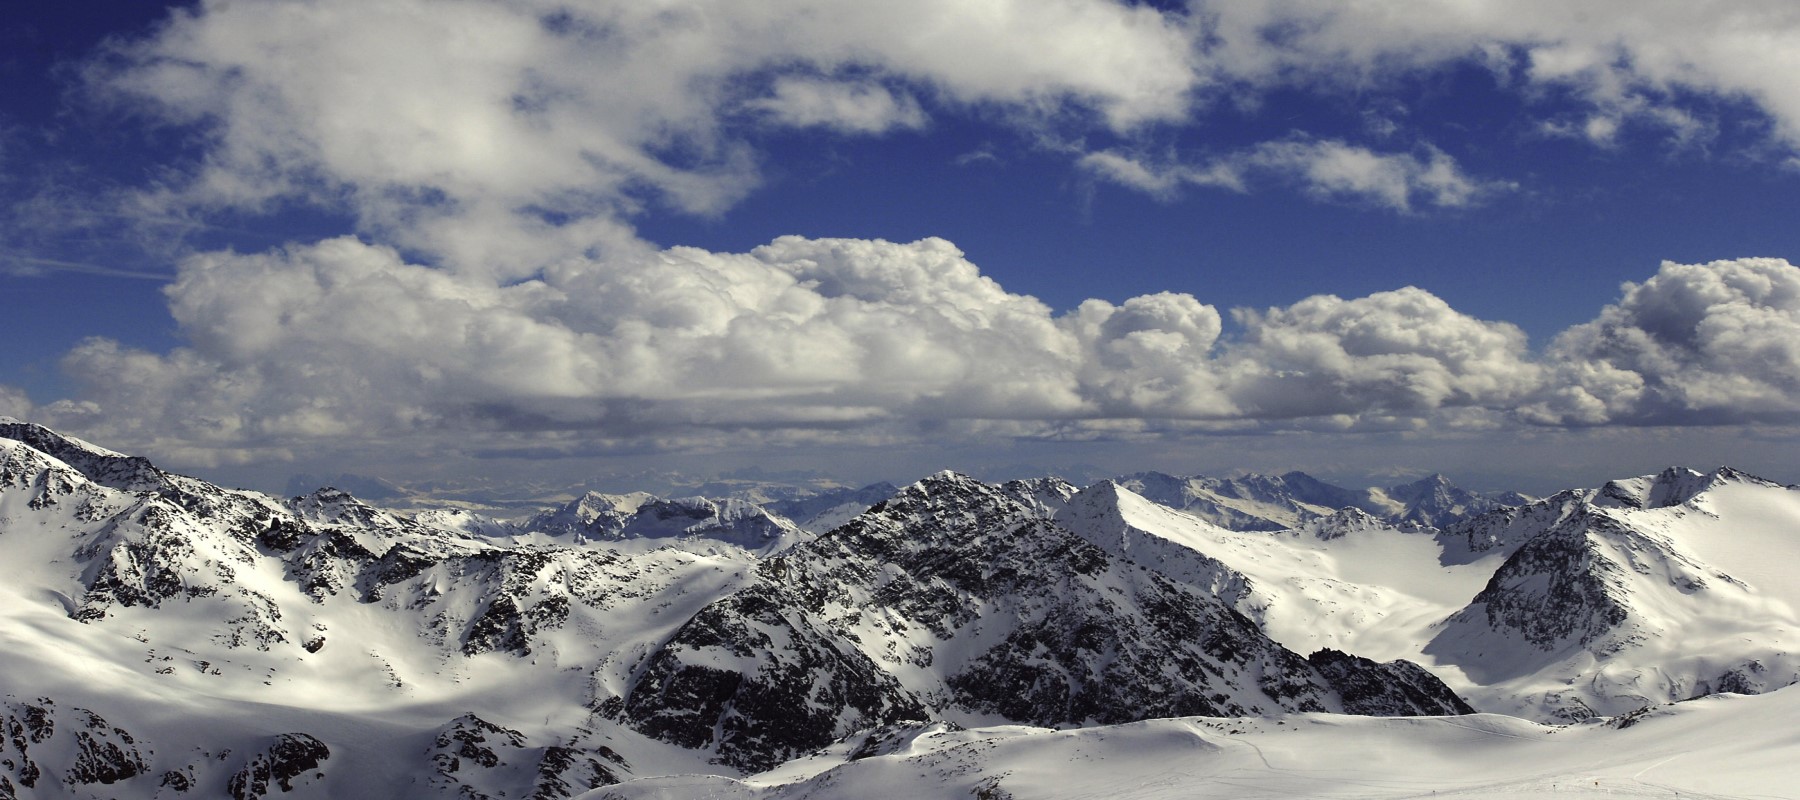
<box><xmin>27</xmin><ymin>238</ymin><xmax>1800</xmax><ymax>466</ymax></box>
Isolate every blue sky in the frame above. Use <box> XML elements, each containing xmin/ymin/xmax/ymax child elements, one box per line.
<box><xmin>3</xmin><ymin>0</ymin><xmax>1800</xmax><ymax>495</ymax></box>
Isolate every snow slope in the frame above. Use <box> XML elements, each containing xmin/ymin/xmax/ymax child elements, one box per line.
<box><xmin>1060</xmin><ymin>471</ymin><xmax>1800</xmax><ymax>723</ymax></box>
<box><xmin>1429</xmin><ymin>467</ymin><xmax>1800</xmax><ymax>719</ymax></box>
<box><xmin>594</xmin><ymin>687</ymin><xmax>1800</xmax><ymax>800</ymax></box>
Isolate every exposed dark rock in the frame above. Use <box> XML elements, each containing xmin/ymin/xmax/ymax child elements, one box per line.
<box><xmin>1308</xmin><ymin>649</ymin><xmax>1476</xmax><ymax>716</ymax></box>
<box><xmin>431</xmin><ymin>714</ymin><xmax>526</xmax><ymax>774</ymax></box>
<box><xmin>528</xmin><ymin>744</ymin><xmax>629</xmax><ymax>799</ymax></box>
<box><xmin>66</xmin><ymin>708</ymin><xmax>149</xmax><ymax>786</ymax></box>
<box><xmin>1461</xmin><ymin>511</ymin><xmax>1632</xmax><ymax>650</ymax></box>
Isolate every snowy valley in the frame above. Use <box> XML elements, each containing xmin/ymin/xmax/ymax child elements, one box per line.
<box><xmin>1</xmin><ymin>417</ymin><xmax>1796</xmax><ymax>799</ymax></box>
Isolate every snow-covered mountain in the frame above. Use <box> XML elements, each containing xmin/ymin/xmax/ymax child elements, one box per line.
<box><xmin>1</xmin><ymin>418</ymin><xmax>1795</xmax><ymax>798</ymax></box>
<box><xmin>1064</xmin><ymin>468</ymin><xmax>1800</xmax><ymax>724</ymax></box>
<box><xmin>1115</xmin><ymin>469</ymin><xmax>1531</xmax><ymax>530</ymax></box>
<box><xmin>1427</xmin><ymin>466</ymin><xmax>1800</xmax><ymax>720</ymax></box>
<box><xmin>618</xmin><ymin>471</ymin><xmax>1470</xmax><ymax>770</ymax></box>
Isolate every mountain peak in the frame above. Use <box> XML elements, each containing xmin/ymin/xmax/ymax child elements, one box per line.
<box><xmin>0</xmin><ymin>419</ymin><xmax>169</xmax><ymax>493</ymax></box>
<box><xmin>1595</xmin><ymin>465</ymin><xmax>1772</xmax><ymax>510</ymax></box>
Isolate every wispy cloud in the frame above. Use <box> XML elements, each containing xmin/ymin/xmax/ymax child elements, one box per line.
<box><xmin>1</xmin><ymin>254</ymin><xmax>172</xmax><ymax>281</ymax></box>
<box><xmin>1080</xmin><ymin>138</ymin><xmax>1514</xmax><ymax>212</ymax></box>
<box><xmin>747</xmin><ymin>77</ymin><xmax>928</xmax><ymax>134</ymax></box>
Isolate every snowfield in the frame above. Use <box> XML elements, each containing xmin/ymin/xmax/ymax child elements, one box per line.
<box><xmin>597</xmin><ymin>690</ymin><xmax>1799</xmax><ymax>799</ymax></box>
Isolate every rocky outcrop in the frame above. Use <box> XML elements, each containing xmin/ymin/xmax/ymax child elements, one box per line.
<box><xmin>622</xmin><ymin>472</ymin><xmax>1477</xmax><ymax>771</ymax></box>
<box><xmin>227</xmin><ymin>733</ymin><xmax>330</xmax><ymax>800</ymax></box>
<box><xmin>1307</xmin><ymin>650</ymin><xmax>1475</xmax><ymax>716</ymax></box>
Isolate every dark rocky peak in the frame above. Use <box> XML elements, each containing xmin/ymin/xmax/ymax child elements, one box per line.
<box><xmin>1298</xmin><ymin>507</ymin><xmax>1420</xmax><ymax>541</ymax></box>
<box><xmin>1386</xmin><ymin>473</ymin><xmax>1454</xmax><ymax>501</ymax></box>
<box><xmin>1437</xmin><ymin>488</ymin><xmax>1591</xmax><ymax>565</ymax></box>
<box><xmin>1593</xmin><ymin>467</ymin><xmax>1706</xmax><ymax>510</ymax></box>
<box><xmin>624</xmin><ymin>468</ymin><xmax>1480</xmax><ymax>771</ymax></box>
<box><xmin>1428</xmin><ymin>502</ymin><xmax>1727</xmax><ymax>676</ymax></box>
<box><xmin>1591</xmin><ymin>466</ymin><xmax>1779</xmax><ymax>511</ymax></box>
<box><xmin>1655</xmin><ymin>466</ymin><xmax>1781</xmax><ymax>507</ymax></box>
<box><xmin>858</xmin><ymin>471</ymin><xmax>1022</xmax><ymax>529</ymax></box>
<box><xmin>0</xmin><ymin>419</ymin><xmax>171</xmax><ymax>494</ymax></box>
<box><xmin>1385</xmin><ymin>474</ymin><xmax>1528</xmax><ymax>529</ymax></box>
<box><xmin>1306</xmin><ymin>649</ymin><xmax>1475</xmax><ymax>716</ymax></box>
<box><xmin>1212</xmin><ymin>472</ymin><xmax>1299</xmax><ymax>501</ymax></box>
<box><xmin>287</xmin><ymin>487</ymin><xmax>406</xmax><ymax>530</ymax></box>
<box><xmin>1112</xmin><ymin>470</ymin><xmax>1189</xmax><ymax>500</ymax></box>
<box><xmin>996</xmin><ymin>475</ymin><xmax>1079</xmax><ymax>518</ymax></box>
<box><xmin>285</xmin><ymin>471</ymin><xmax>406</xmax><ymax>501</ymax></box>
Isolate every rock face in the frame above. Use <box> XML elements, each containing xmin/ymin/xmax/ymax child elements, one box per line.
<box><xmin>227</xmin><ymin>733</ymin><xmax>331</xmax><ymax>800</ymax></box>
<box><xmin>426</xmin><ymin>714</ymin><xmax>633</xmax><ymax>800</ymax></box>
<box><xmin>0</xmin><ymin>698</ymin><xmax>149</xmax><ymax>796</ymax></box>
<box><xmin>619</xmin><ymin>472</ymin><xmax>1472</xmax><ymax>771</ymax></box>
<box><xmin>1307</xmin><ymin>650</ymin><xmax>1476</xmax><ymax>716</ymax></box>
<box><xmin>1444</xmin><ymin>508</ymin><xmax>1636</xmax><ymax>653</ymax></box>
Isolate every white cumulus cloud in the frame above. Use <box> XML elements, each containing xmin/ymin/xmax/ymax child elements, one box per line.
<box><xmin>1523</xmin><ymin>257</ymin><xmax>1800</xmax><ymax>424</ymax></box>
<box><xmin>1225</xmin><ymin>288</ymin><xmax>1542</xmax><ymax>418</ymax></box>
<box><xmin>94</xmin><ymin>0</ymin><xmax>1202</xmax><ymax>278</ymax></box>
<box><xmin>0</xmin><ymin>385</ymin><xmax>32</xmax><ymax>421</ymax></box>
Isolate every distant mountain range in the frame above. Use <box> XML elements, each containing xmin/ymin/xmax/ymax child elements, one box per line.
<box><xmin>1</xmin><ymin>416</ymin><xmax>1795</xmax><ymax>798</ymax></box>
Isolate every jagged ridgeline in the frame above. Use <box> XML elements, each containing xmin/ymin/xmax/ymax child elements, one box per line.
<box><xmin>2</xmin><ymin>417</ymin><xmax>1797</xmax><ymax>798</ymax></box>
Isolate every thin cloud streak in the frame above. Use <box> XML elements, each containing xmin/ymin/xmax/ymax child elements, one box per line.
<box><xmin>2</xmin><ymin>254</ymin><xmax>172</xmax><ymax>281</ymax></box>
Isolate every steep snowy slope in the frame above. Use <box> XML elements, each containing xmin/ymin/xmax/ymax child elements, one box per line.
<box><xmin>1057</xmin><ymin>482</ymin><xmax>1502</xmax><ymax>663</ymax></box>
<box><xmin>1113</xmin><ymin>471</ymin><xmax>1342</xmax><ymax>530</ymax></box>
<box><xmin>595</xmin><ymin>686</ymin><xmax>1800</xmax><ymax>800</ymax></box>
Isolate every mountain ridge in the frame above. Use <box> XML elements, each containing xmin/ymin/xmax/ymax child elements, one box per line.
<box><xmin>0</xmin><ymin>420</ymin><xmax>1794</xmax><ymax>798</ymax></box>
